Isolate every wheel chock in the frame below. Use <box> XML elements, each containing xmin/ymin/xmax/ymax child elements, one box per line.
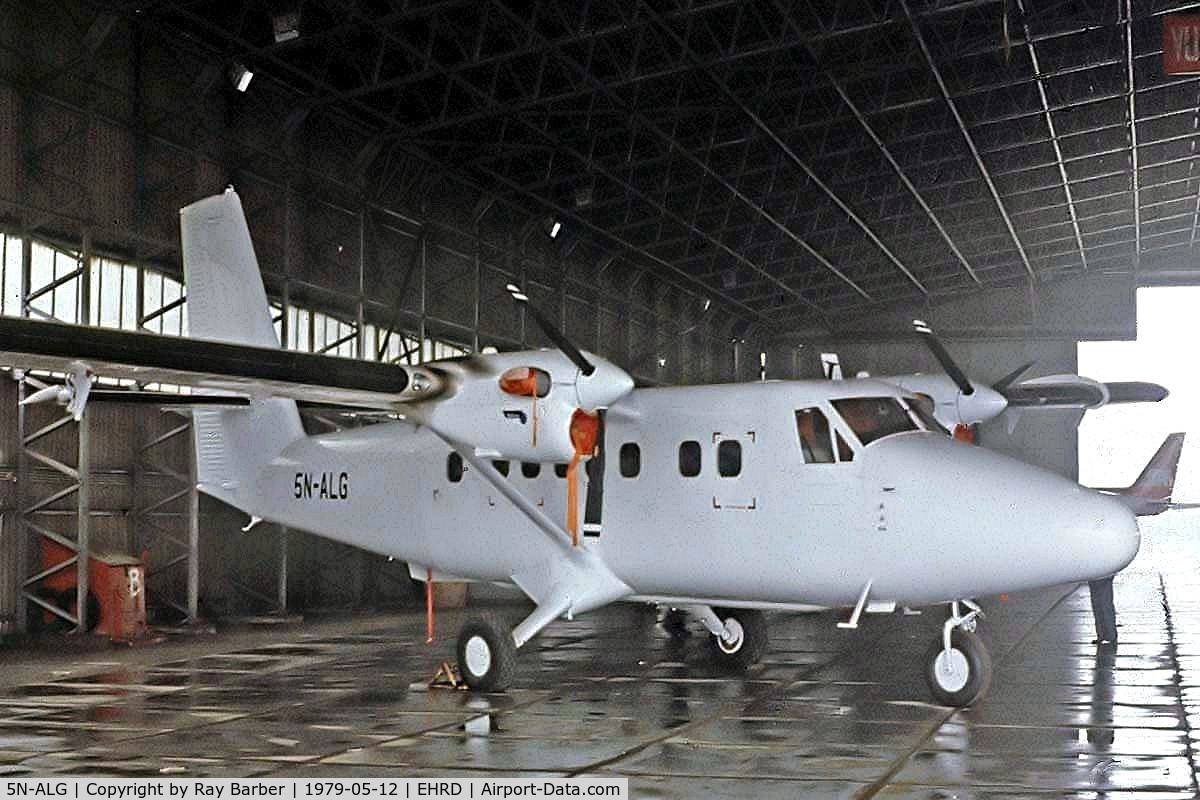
<box><xmin>428</xmin><ymin>660</ymin><xmax>466</xmax><ymax>690</ymax></box>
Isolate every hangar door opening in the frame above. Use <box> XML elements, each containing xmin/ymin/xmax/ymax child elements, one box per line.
<box><xmin>1079</xmin><ymin>287</ymin><xmax>1200</xmax><ymax>574</ymax></box>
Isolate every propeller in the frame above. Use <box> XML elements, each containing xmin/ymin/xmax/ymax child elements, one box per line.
<box><xmin>913</xmin><ymin>319</ymin><xmax>973</xmax><ymax>395</ymax></box>
<box><xmin>504</xmin><ymin>284</ymin><xmax>633</xmax><ymax>546</ymax></box>
<box><xmin>992</xmin><ymin>361</ymin><xmax>1036</xmax><ymax>393</ymax></box>
<box><xmin>20</xmin><ymin>362</ymin><xmax>93</xmax><ymax>421</ymax></box>
<box><xmin>506</xmin><ymin>284</ymin><xmax>594</xmax><ymax>376</ymax></box>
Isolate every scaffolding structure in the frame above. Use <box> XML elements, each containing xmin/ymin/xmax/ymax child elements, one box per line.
<box><xmin>16</xmin><ymin>373</ymin><xmax>92</xmax><ymax>633</ymax></box>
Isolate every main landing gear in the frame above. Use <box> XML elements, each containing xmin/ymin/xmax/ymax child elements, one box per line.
<box><xmin>689</xmin><ymin>605</ymin><xmax>769</xmax><ymax>668</ymax></box>
<box><xmin>924</xmin><ymin>600</ymin><xmax>992</xmax><ymax>707</ymax></box>
<box><xmin>456</xmin><ymin>611</ymin><xmax>517</xmax><ymax>692</ymax></box>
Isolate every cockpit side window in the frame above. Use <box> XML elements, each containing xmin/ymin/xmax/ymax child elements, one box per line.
<box><xmin>832</xmin><ymin>397</ymin><xmax>918</xmax><ymax>446</ymax></box>
<box><xmin>836</xmin><ymin>432</ymin><xmax>854</xmax><ymax>463</ymax></box>
<box><xmin>795</xmin><ymin>408</ymin><xmax>836</xmax><ymax>464</ymax></box>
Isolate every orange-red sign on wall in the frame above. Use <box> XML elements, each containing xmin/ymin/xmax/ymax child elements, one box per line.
<box><xmin>1164</xmin><ymin>15</ymin><xmax>1200</xmax><ymax>75</ymax></box>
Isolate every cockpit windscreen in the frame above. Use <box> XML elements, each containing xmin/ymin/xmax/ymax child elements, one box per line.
<box><xmin>905</xmin><ymin>394</ymin><xmax>949</xmax><ymax>435</ymax></box>
<box><xmin>831</xmin><ymin>397</ymin><xmax>919</xmax><ymax>446</ymax></box>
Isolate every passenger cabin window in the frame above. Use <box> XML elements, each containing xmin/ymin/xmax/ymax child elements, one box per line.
<box><xmin>492</xmin><ymin>459</ymin><xmax>510</xmax><ymax>477</ymax></box>
<box><xmin>554</xmin><ymin>463</ymin><xmax>568</xmax><ymax>479</ymax></box>
<box><xmin>832</xmin><ymin>397</ymin><xmax>918</xmax><ymax>446</ymax></box>
<box><xmin>521</xmin><ymin>461</ymin><xmax>541</xmax><ymax>479</ymax></box>
<box><xmin>619</xmin><ymin>443</ymin><xmax>640</xmax><ymax>478</ymax></box>
<box><xmin>678</xmin><ymin>441</ymin><xmax>701</xmax><ymax>477</ymax></box>
<box><xmin>717</xmin><ymin>440</ymin><xmax>741</xmax><ymax>477</ymax></box>
<box><xmin>795</xmin><ymin>408</ymin><xmax>836</xmax><ymax>464</ymax></box>
<box><xmin>447</xmin><ymin>452</ymin><xmax>464</xmax><ymax>482</ymax></box>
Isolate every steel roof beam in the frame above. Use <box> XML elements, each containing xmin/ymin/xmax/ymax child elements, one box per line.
<box><xmin>316</xmin><ymin>0</ymin><xmax>834</xmax><ymax>317</ymax></box>
<box><xmin>468</xmin><ymin>1</ymin><xmax>868</xmax><ymax>303</ymax></box>
<box><xmin>766</xmin><ymin>1</ymin><xmax>980</xmax><ymax>285</ymax></box>
<box><xmin>901</xmin><ymin>0</ymin><xmax>1034</xmax><ymax>280</ymax></box>
<box><xmin>1124</xmin><ymin>0</ymin><xmax>1142</xmax><ymax>272</ymax></box>
<box><xmin>1013</xmin><ymin>0</ymin><xmax>1087</xmax><ymax>271</ymax></box>
<box><xmin>121</xmin><ymin>4</ymin><xmax>763</xmax><ymax>330</ymax></box>
<box><xmin>642</xmin><ymin>0</ymin><xmax>927</xmax><ymax>296</ymax></box>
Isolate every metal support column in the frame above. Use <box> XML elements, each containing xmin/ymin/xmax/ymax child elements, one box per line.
<box><xmin>135</xmin><ymin>416</ymin><xmax>198</xmax><ymax>623</ymax></box>
<box><xmin>186</xmin><ymin>426</ymin><xmax>199</xmax><ymax>621</ymax></box>
<box><xmin>277</xmin><ymin>527</ymin><xmax>289</xmax><ymax>613</ymax></box>
<box><xmin>18</xmin><ymin>373</ymin><xmax>90</xmax><ymax>632</ymax></box>
<box><xmin>75</xmin><ymin>414</ymin><xmax>89</xmax><ymax>633</ymax></box>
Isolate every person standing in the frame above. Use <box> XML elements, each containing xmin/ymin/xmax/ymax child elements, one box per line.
<box><xmin>1089</xmin><ymin>576</ymin><xmax>1117</xmax><ymax>644</ymax></box>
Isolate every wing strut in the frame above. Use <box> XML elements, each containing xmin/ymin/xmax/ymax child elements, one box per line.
<box><xmin>444</xmin><ymin>439</ymin><xmax>631</xmax><ymax>646</ymax></box>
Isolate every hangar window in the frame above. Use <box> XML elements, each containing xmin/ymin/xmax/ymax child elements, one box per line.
<box><xmin>832</xmin><ymin>397</ymin><xmax>917</xmax><ymax>446</ymax></box>
<box><xmin>717</xmin><ymin>440</ymin><xmax>741</xmax><ymax>477</ymax></box>
<box><xmin>447</xmin><ymin>452</ymin><xmax>464</xmax><ymax>483</ymax></box>
<box><xmin>619</xmin><ymin>443</ymin><xmax>640</xmax><ymax>478</ymax></box>
<box><xmin>521</xmin><ymin>461</ymin><xmax>541</xmax><ymax>479</ymax></box>
<box><xmin>678</xmin><ymin>441</ymin><xmax>702</xmax><ymax>477</ymax></box>
<box><xmin>492</xmin><ymin>459</ymin><xmax>510</xmax><ymax>477</ymax></box>
<box><xmin>796</xmin><ymin>408</ymin><xmax>835</xmax><ymax>464</ymax></box>
<box><xmin>554</xmin><ymin>463</ymin><xmax>568</xmax><ymax>479</ymax></box>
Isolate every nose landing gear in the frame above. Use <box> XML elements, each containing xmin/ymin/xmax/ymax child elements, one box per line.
<box><xmin>924</xmin><ymin>600</ymin><xmax>992</xmax><ymax>707</ymax></box>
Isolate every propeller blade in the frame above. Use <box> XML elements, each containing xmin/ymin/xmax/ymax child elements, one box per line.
<box><xmin>992</xmin><ymin>361</ymin><xmax>1036</xmax><ymax>393</ymax></box>
<box><xmin>507</xmin><ymin>285</ymin><xmax>595</xmax><ymax>376</ymax></box>
<box><xmin>913</xmin><ymin>319</ymin><xmax>973</xmax><ymax>396</ymax></box>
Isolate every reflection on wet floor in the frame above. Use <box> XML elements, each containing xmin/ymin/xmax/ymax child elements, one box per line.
<box><xmin>1</xmin><ymin>515</ymin><xmax>1200</xmax><ymax>796</ymax></box>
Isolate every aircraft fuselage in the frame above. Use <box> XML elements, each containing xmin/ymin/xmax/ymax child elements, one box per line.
<box><xmin>236</xmin><ymin>378</ymin><xmax>1140</xmax><ymax>612</ymax></box>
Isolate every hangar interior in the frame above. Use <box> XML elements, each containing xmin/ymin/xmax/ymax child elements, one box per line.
<box><xmin>0</xmin><ymin>0</ymin><xmax>1199</xmax><ymax>794</ymax></box>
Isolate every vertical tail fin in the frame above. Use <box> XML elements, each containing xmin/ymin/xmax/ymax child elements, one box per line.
<box><xmin>181</xmin><ymin>188</ymin><xmax>304</xmax><ymax>512</ymax></box>
<box><xmin>1126</xmin><ymin>433</ymin><xmax>1186</xmax><ymax>501</ymax></box>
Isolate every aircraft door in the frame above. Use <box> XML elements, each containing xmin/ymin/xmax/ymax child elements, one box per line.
<box><xmin>711</xmin><ymin>431</ymin><xmax>757</xmax><ymax>510</ymax></box>
<box><xmin>583</xmin><ymin>411</ymin><xmax>605</xmax><ymax>537</ymax></box>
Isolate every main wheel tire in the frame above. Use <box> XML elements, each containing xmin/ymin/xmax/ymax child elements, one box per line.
<box><xmin>707</xmin><ymin>608</ymin><xmax>768</xmax><ymax>668</ymax></box>
<box><xmin>924</xmin><ymin>628</ymin><xmax>992</xmax><ymax>707</ymax></box>
<box><xmin>456</xmin><ymin>611</ymin><xmax>517</xmax><ymax>692</ymax></box>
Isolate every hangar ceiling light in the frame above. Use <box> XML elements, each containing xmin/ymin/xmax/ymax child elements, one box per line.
<box><xmin>272</xmin><ymin>11</ymin><xmax>300</xmax><ymax>43</ymax></box>
<box><xmin>229</xmin><ymin>62</ymin><xmax>253</xmax><ymax>92</ymax></box>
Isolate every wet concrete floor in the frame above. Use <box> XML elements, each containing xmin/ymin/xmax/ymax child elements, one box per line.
<box><xmin>1</xmin><ymin>514</ymin><xmax>1199</xmax><ymax>797</ymax></box>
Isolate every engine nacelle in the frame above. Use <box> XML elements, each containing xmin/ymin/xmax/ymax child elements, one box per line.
<box><xmin>412</xmin><ymin>349</ymin><xmax>631</xmax><ymax>463</ymax></box>
<box><xmin>892</xmin><ymin>373</ymin><xmax>1008</xmax><ymax>428</ymax></box>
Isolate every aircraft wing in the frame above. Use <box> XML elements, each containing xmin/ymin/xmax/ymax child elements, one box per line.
<box><xmin>0</xmin><ymin>316</ymin><xmax>438</xmax><ymax>410</ymax></box>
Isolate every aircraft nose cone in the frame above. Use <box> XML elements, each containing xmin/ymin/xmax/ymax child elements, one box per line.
<box><xmin>1072</xmin><ymin>491</ymin><xmax>1141</xmax><ymax>579</ymax></box>
<box><xmin>861</xmin><ymin>434</ymin><xmax>1141</xmax><ymax>601</ymax></box>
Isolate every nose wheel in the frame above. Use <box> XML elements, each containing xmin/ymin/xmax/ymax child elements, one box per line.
<box><xmin>924</xmin><ymin>601</ymin><xmax>992</xmax><ymax>707</ymax></box>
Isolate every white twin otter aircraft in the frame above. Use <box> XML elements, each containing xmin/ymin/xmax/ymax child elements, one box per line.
<box><xmin>0</xmin><ymin>190</ymin><xmax>1151</xmax><ymax>708</ymax></box>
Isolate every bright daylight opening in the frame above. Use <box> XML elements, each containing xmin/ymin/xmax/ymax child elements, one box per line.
<box><xmin>1079</xmin><ymin>287</ymin><xmax>1200</xmax><ymax>575</ymax></box>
